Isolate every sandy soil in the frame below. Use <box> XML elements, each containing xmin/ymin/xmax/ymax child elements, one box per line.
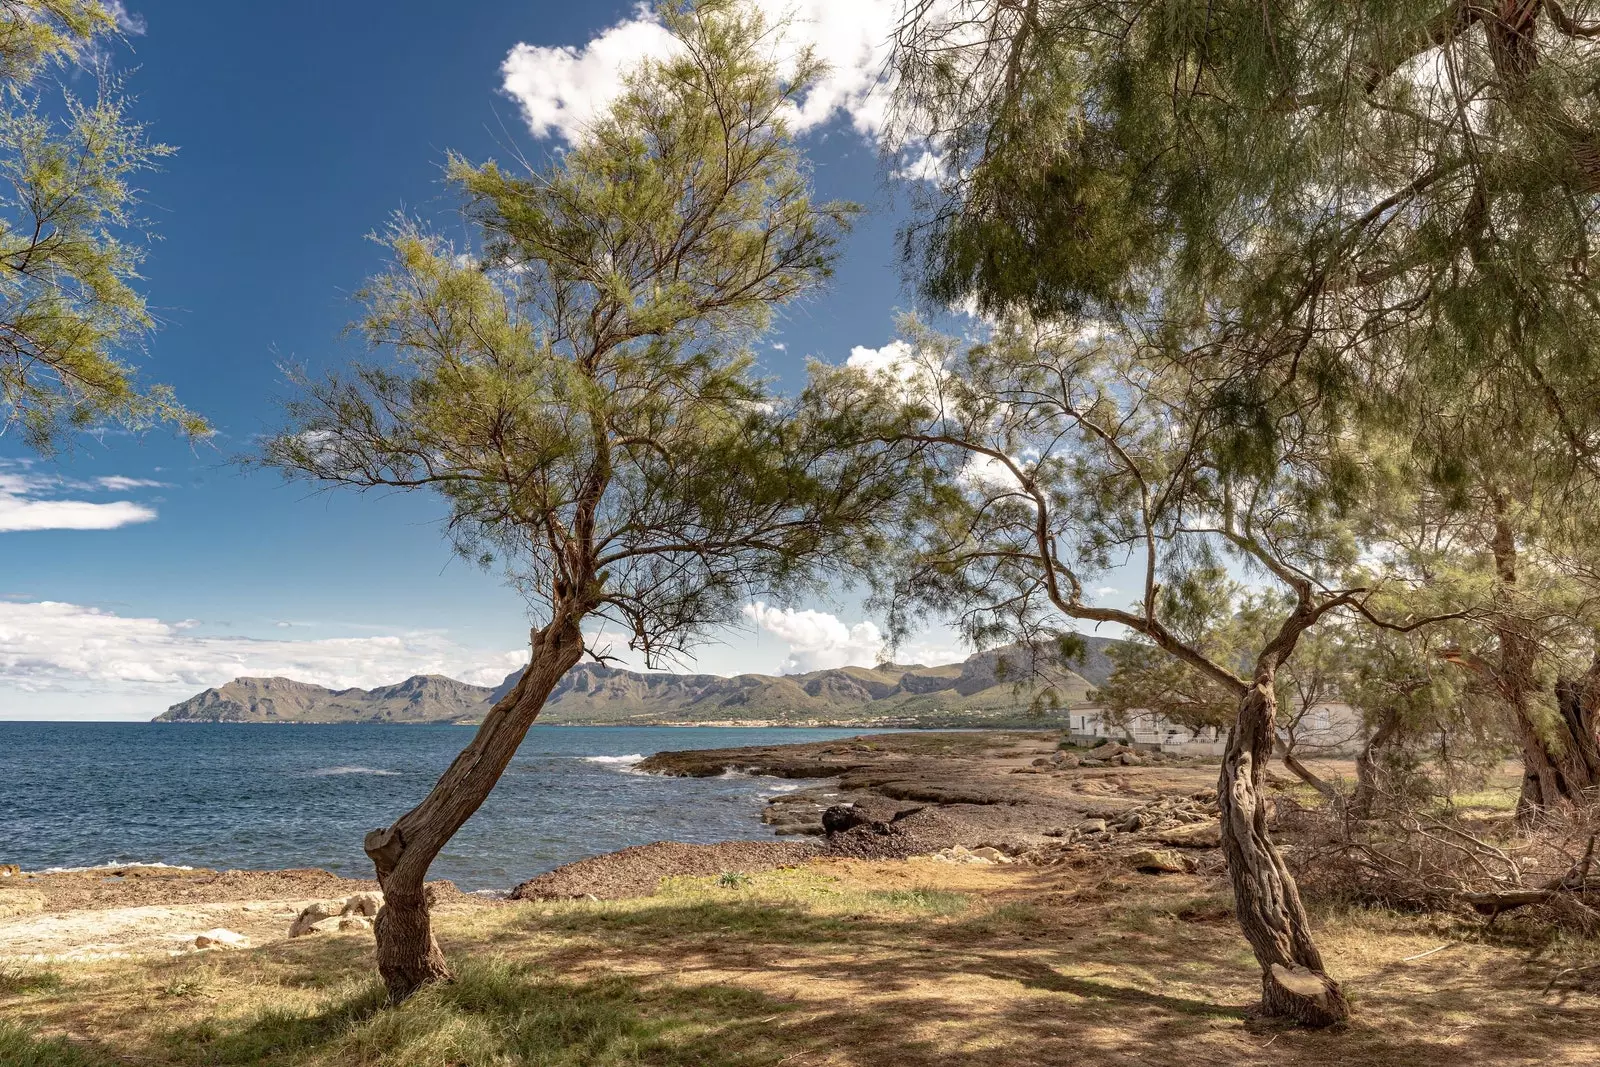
<box><xmin>0</xmin><ymin>867</ymin><xmax>485</xmax><ymax>962</ymax></box>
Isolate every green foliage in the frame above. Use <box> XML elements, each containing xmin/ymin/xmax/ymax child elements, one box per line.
<box><xmin>264</xmin><ymin>1</ymin><xmax>916</xmax><ymax>664</ymax></box>
<box><xmin>0</xmin><ymin>1</ymin><xmax>202</xmax><ymax>452</ymax></box>
<box><xmin>0</xmin><ymin>1021</ymin><xmax>100</xmax><ymax>1066</ymax></box>
<box><xmin>893</xmin><ymin>1</ymin><xmax>1600</xmax><ymax>494</ymax></box>
<box><xmin>808</xmin><ymin>312</ymin><xmax>1407</xmax><ymax>704</ymax></box>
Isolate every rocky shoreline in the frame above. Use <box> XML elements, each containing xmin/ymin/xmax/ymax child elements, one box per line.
<box><xmin>2</xmin><ymin>730</ymin><xmax>1247</xmax><ymax>959</ymax></box>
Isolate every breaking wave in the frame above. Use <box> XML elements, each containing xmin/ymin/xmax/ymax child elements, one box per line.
<box><xmin>580</xmin><ymin>754</ymin><xmax>646</xmax><ymax>766</ymax></box>
<box><xmin>307</xmin><ymin>766</ymin><xmax>400</xmax><ymax>777</ymax></box>
<box><xmin>28</xmin><ymin>860</ymin><xmax>197</xmax><ymax>875</ymax></box>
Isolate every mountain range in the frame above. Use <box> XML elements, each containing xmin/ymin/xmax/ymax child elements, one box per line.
<box><xmin>154</xmin><ymin>638</ymin><xmax>1119</xmax><ymax>727</ymax></box>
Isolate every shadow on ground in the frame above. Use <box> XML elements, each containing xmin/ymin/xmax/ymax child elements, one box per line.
<box><xmin>5</xmin><ymin>865</ymin><xmax>1599</xmax><ymax>1067</ymax></box>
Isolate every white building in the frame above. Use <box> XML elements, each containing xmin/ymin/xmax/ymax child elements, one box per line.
<box><xmin>1066</xmin><ymin>702</ymin><xmax>1365</xmax><ymax>757</ymax></box>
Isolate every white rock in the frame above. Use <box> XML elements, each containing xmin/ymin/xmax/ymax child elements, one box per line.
<box><xmin>193</xmin><ymin>928</ymin><xmax>248</xmax><ymax>950</ymax></box>
<box><xmin>288</xmin><ymin>898</ymin><xmax>347</xmax><ymax>938</ymax></box>
<box><xmin>342</xmin><ymin>891</ymin><xmax>383</xmax><ymax>917</ymax></box>
<box><xmin>970</xmin><ymin>847</ymin><xmax>1013</xmax><ymax>864</ymax></box>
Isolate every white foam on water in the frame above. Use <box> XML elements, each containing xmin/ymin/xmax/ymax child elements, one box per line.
<box><xmin>764</xmin><ymin>782</ymin><xmax>803</xmax><ymax>793</ymax></box>
<box><xmin>27</xmin><ymin>861</ymin><xmax>198</xmax><ymax>875</ymax></box>
<box><xmin>307</xmin><ymin>766</ymin><xmax>401</xmax><ymax>777</ymax></box>
<box><xmin>580</xmin><ymin>754</ymin><xmax>646</xmax><ymax>766</ymax></box>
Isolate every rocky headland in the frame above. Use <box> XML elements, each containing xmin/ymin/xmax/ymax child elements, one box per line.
<box><xmin>154</xmin><ymin>641</ymin><xmax>1119</xmax><ymax>726</ymax></box>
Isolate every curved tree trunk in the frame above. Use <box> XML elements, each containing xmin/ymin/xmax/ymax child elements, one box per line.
<box><xmin>364</xmin><ymin>612</ymin><xmax>587</xmax><ymax>1002</ymax></box>
<box><xmin>1350</xmin><ymin>708</ymin><xmax>1401</xmax><ymax>820</ymax></box>
<box><xmin>1485</xmin><ymin>505</ymin><xmax>1600</xmax><ymax>819</ymax></box>
<box><xmin>1274</xmin><ymin>735</ymin><xmax>1339</xmax><ymax>802</ymax></box>
<box><xmin>1219</xmin><ymin>675</ymin><xmax>1350</xmax><ymax>1026</ymax></box>
<box><xmin>1524</xmin><ymin>662</ymin><xmax>1600</xmax><ymax>813</ymax></box>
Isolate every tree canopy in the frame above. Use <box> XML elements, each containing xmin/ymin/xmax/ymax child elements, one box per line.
<box><xmin>0</xmin><ymin>1</ymin><xmax>201</xmax><ymax>452</ymax></box>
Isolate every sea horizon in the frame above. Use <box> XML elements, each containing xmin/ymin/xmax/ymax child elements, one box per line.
<box><xmin>0</xmin><ymin>723</ymin><xmax>876</xmax><ymax>891</ymax></box>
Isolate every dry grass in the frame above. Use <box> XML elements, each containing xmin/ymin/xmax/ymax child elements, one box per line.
<box><xmin>3</xmin><ymin>857</ymin><xmax>1599</xmax><ymax>1066</ymax></box>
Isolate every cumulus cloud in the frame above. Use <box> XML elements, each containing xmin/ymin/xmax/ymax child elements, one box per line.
<box><xmin>0</xmin><ymin>601</ymin><xmax>528</xmax><ymax>704</ymax></box>
<box><xmin>501</xmin><ymin>1</ymin><xmax>901</xmax><ymax>144</ymax></box>
<box><xmin>0</xmin><ymin>463</ymin><xmax>163</xmax><ymax>532</ymax></box>
<box><xmin>742</xmin><ymin>601</ymin><xmax>884</xmax><ymax>674</ymax></box>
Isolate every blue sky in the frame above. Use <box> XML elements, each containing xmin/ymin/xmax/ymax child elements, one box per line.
<box><xmin>0</xmin><ymin>1</ymin><xmax>1134</xmax><ymax>720</ymax></box>
<box><xmin>0</xmin><ymin>0</ymin><xmax>971</xmax><ymax>720</ymax></box>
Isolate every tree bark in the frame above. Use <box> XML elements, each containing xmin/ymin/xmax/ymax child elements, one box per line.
<box><xmin>1219</xmin><ymin>674</ymin><xmax>1351</xmax><ymax>1026</ymax></box>
<box><xmin>1351</xmin><ymin>708</ymin><xmax>1401</xmax><ymax>819</ymax></box>
<box><xmin>364</xmin><ymin>610</ymin><xmax>587</xmax><ymax>1003</ymax></box>
<box><xmin>1274</xmin><ymin>734</ymin><xmax>1340</xmax><ymax>802</ymax></box>
<box><xmin>1485</xmin><ymin>505</ymin><xmax>1600</xmax><ymax>819</ymax></box>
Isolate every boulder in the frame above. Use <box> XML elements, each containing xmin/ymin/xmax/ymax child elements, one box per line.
<box><xmin>1053</xmin><ymin>753</ymin><xmax>1081</xmax><ymax>768</ymax></box>
<box><xmin>1084</xmin><ymin>742</ymin><xmax>1131</xmax><ymax>761</ymax></box>
<box><xmin>193</xmin><ymin>928</ymin><xmax>249</xmax><ymax>950</ymax></box>
<box><xmin>1116</xmin><ymin>752</ymin><xmax>1144</xmax><ymax>767</ymax></box>
<box><xmin>822</xmin><ymin>804</ymin><xmax>876</xmax><ymax>835</ymax></box>
<box><xmin>1129</xmin><ymin>849</ymin><xmax>1188</xmax><ymax>874</ymax></box>
<box><xmin>288</xmin><ymin>892</ymin><xmax>384</xmax><ymax>937</ymax></box>
<box><xmin>344</xmin><ymin>891</ymin><xmax>384</xmax><ymax>917</ymax></box>
<box><xmin>1079</xmin><ymin>818</ymin><xmax>1108</xmax><ymax>834</ymax></box>
<box><xmin>1156</xmin><ymin>822</ymin><xmax>1222</xmax><ymax>848</ymax></box>
<box><xmin>288</xmin><ymin>899</ymin><xmax>346</xmax><ymax>937</ymax></box>
<box><xmin>970</xmin><ymin>846</ymin><xmax>1013</xmax><ymax>864</ymax></box>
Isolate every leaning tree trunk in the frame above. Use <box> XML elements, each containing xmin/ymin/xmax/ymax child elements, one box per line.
<box><xmin>1218</xmin><ymin>673</ymin><xmax>1351</xmax><ymax>1026</ymax></box>
<box><xmin>1485</xmin><ymin>505</ymin><xmax>1600</xmax><ymax>819</ymax></box>
<box><xmin>1350</xmin><ymin>708</ymin><xmax>1401</xmax><ymax>820</ymax></box>
<box><xmin>1503</xmin><ymin>659</ymin><xmax>1600</xmax><ymax>818</ymax></box>
<box><xmin>363</xmin><ymin>613</ymin><xmax>587</xmax><ymax>1002</ymax></box>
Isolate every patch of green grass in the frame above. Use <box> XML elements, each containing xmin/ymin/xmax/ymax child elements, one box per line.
<box><xmin>861</xmin><ymin>888</ymin><xmax>972</xmax><ymax>916</ymax></box>
<box><xmin>1447</xmin><ymin>786</ymin><xmax>1519</xmax><ymax>813</ymax></box>
<box><xmin>146</xmin><ymin>961</ymin><xmax>794</xmax><ymax>1067</ymax></box>
<box><xmin>0</xmin><ymin>1022</ymin><xmax>103</xmax><ymax>1067</ymax></box>
<box><xmin>0</xmin><ymin>964</ymin><xmax>64</xmax><ymax>995</ymax></box>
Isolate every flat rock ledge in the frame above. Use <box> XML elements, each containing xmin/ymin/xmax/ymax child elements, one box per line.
<box><xmin>510</xmin><ymin>840</ymin><xmax>821</xmax><ymax>901</ymax></box>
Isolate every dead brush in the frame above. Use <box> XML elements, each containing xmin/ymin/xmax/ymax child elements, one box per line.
<box><xmin>1281</xmin><ymin>792</ymin><xmax>1600</xmax><ymax>936</ymax></box>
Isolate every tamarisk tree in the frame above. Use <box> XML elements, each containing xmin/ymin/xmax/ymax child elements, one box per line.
<box><xmin>810</xmin><ymin>317</ymin><xmax>1450</xmax><ymax>1026</ymax></box>
<box><xmin>889</xmin><ymin>0</ymin><xmax>1600</xmax><ymax>819</ymax></box>
<box><xmin>0</xmin><ymin>1</ymin><xmax>201</xmax><ymax>451</ymax></box>
<box><xmin>263</xmin><ymin>1</ymin><xmax>912</xmax><ymax>1002</ymax></box>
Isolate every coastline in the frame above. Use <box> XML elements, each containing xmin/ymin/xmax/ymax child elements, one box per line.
<box><xmin>1</xmin><ymin>729</ymin><xmax>1244</xmax><ymax>961</ymax></box>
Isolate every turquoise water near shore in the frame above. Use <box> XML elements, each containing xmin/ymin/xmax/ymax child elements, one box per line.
<box><xmin>0</xmin><ymin>723</ymin><xmax>874</xmax><ymax>891</ymax></box>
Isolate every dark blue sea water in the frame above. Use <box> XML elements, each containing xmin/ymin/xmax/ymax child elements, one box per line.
<box><xmin>0</xmin><ymin>723</ymin><xmax>872</xmax><ymax>891</ymax></box>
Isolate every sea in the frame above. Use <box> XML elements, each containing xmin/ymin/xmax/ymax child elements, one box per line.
<box><xmin>0</xmin><ymin>723</ymin><xmax>877</xmax><ymax>892</ymax></box>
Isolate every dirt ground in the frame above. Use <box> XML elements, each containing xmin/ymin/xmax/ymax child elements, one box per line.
<box><xmin>2</xmin><ymin>732</ymin><xmax>1569</xmax><ymax>1065</ymax></box>
<box><xmin>0</xmin><ymin>868</ymin><xmax>484</xmax><ymax>962</ymax></box>
<box><xmin>4</xmin><ymin>854</ymin><xmax>1598</xmax><ymax>1066</ymax></box>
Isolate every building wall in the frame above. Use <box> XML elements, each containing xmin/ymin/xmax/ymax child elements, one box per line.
<box><xmin>1068</xmin><ymin>702</ymin><xmax>1365</xmax><ymax>757</ymax></box>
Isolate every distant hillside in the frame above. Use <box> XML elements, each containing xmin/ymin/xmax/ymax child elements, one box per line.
<box><xmin>156</xmin><ymin>674</ymin><xmax>495</xmax><ymax>725</ymax></box>
<box><xmin>155</xmin><ymin>637</ymin><xmax>1122</xmax><ymax>726</ymax></box>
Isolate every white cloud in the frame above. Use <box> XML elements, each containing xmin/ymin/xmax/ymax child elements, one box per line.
<box><xmin>742</xmin><ymin>601</ymin><xmax>884</xmax><ymax>674</ymax></box>
<box><xmin>956</xmin><ymin>453</ymin><xmax>1024</xmax><ymax>493</ymax></box>
<box><xmin>0</xmin><ymin>498</ymin><xmax>156</xmax><ymax>532</ymax></box>
<box><xmin>105</xmin><ymin>1</ymin><xmax>147</xmax><ymax>36</ymax></box>
<box><xmin>0</xmin><ymin>601</ymin><xmax>528</xmax><ymax>720</ymax></box>
<box><xmin>500</xmin><ymin>1</ymin><xmax>901</xmax><ymax>144</ymax></box>
<box><xmin>92</xmin><ymin>475</ymin><xmax>167</xmax><ymax>491</ymax></box>
<box><xmin>501</xmin><ymin>8</ymin><xmax>679</xmax><ymax>141</ymax></box>
<box><xmin>0</xmin><ymin>462</ymin><xmax>162</xmax><ymax>532</ymax></box>
<box><xmin>845</xmin><ymin>338</ymin><xmax>914</xmax><ymax>377</ymax></box>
